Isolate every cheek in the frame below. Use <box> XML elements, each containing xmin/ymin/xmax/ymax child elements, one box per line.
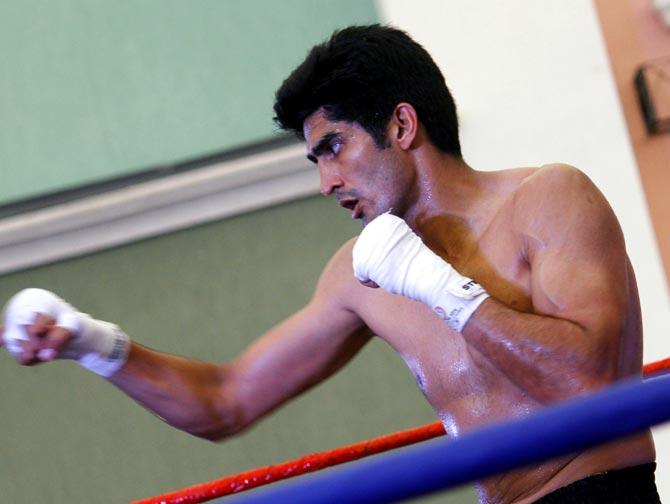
<box><xmin>361</xmin><ymin>166</ymin><xmax>389</xmax><ymax>196</ymax></box>
<box><xmin>367</xmin><ymin>172</ymin><xmax>399</xmax><ymax>213</ymax></box>
<box><xmin>352</xmin><ymin>148</ymin><xmax>404</xmax><ymax>201</ymax></box>
<box><xmin>370</xmin><ymin>159</ymin><xmax>405</xmax><ymax>194</ymax></box>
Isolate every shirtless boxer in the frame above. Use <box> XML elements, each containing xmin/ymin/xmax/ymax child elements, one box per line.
<box><xmin>1</xmin><ymin>25</ymin><xmax>661</xmax><ymax>503</ymax></box>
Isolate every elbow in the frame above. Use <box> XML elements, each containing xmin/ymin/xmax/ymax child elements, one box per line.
<box><xmin>202</xmin><ymin>365</ymin><xmax>253</xmax><ymax>441</ymax></box>
<box><xmin>571</xmin><ymin>368</ymin><xmax>615</xmax><ymax>396</ymax></box>
<box><xmin>199</xmin><ymin>432</ymin><xmax>231</xmax><ymax>443</ymax></box>
<box><xmin>544</xmin><ymin>366</ymin><xmax>613</xmax><ymax>404</ymax></box>
<box><xmin>207</xmin><ymin>385</ymin><xmax>262</xmax><ymax>442</ymax></box>
<box><xmin>572</xmin><ymin>334</ymin><xmax>620</xmax><ymax>394</ymax></box>
<box><xmin>543</xmin><ymin>327</ymin><xmax>619</xmax><ymax>401</ymax></box>
<box><xmin>580</xmin><ymin>355</ymin><xmax>618</xmax><ymax>392</ymax></box>
<box><xmin>185</xmin><ymin>402</ymin><xmax>253</xmax><ymax>443</ymax></box>
<box><xmin>200</xmin><ymin>407</ymin><xmax>255</xmax><ymax>442</ymax></box>
<box><xmin>182</xmin><ymin>371</ymin><xmax>256</xmax><ymax>442</ymax></box>
<box><xmin>196</xmin><ymin>426</ymin><xmax>243</xmax><ymax>443</ymax></box>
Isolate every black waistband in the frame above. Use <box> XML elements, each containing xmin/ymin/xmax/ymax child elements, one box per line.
<box><xmin>534</xmin><ymin>463</ymin><xmax>660</xmax><ymax>503</ymax></box>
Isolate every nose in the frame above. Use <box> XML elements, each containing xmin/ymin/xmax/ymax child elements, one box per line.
<box><xmin>319</xmin><ymin>163</ymin><xmax>343</xmax><ymax>196</ymax></box>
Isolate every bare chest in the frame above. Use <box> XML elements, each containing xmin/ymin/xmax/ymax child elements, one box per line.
<box><xmin>353</xmin><ymin>214</ymin><xmax>534</xmax><ymax>406</ymax></box>
<box><xmin>437</xmin><ymin>210</ymin><xmax>534</xmax><ymax>313</ymax></box>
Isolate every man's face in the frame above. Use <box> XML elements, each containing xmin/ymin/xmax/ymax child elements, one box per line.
<box><xmin>303</xmin><ymin>109</ymin><xmax>415</xmax><ymax>225</ymax></box>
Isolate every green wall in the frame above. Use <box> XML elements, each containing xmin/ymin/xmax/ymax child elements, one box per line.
<box><xmin>0</xmin><ymin>196</ymin><xmax>477</xmax><ymax>503</ymax></box>
<box><xmin>0</xmin><ymin>0</ymin><xmax>377</xmax><ymax>204</ymax></box>
<box><xmin>0</xmin><ymin>1</ymin><xmax>477</xmax><ymax>500</ymax></box>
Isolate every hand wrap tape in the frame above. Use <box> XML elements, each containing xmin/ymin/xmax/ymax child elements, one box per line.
<box><xmin>3</xmin><ymin>288</ymin><xmax>129</xmax><ymax>377</ymax></box>
<box><xmin>353</xmin><ymin>213</ymin><xmax>489</xmax><ymax>331</ymax></box>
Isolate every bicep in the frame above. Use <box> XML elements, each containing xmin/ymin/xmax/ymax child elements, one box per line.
<box><xmin>228</xmin><ymin>252</ymin><xmax>371</xmax><ymax>423</ymax></box>
<box><xmin>526</xmin><ymin>169</ymin><xmax>629</xmax><ymax>350</ymax></box>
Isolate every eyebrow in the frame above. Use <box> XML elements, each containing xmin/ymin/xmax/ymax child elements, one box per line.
<box><xmin>306</xmin><ymin>131</ymin><xmax>341</xmax><ymax>164</ymax></box>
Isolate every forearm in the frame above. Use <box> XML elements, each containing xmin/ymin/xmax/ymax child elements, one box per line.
<box><xmin>108</xmin><ymin>343</ymin><xmax>245</xmax><ymax>441</ymax></box>
<box><xmin>463</xmin><ymin>299</ymin><xmax>611</xmax><ymax>402</ymax></box>
<box><xmin>3</xmin><ymin>288</ymin><xmax>368</xmax><ymax>441</ymax></box>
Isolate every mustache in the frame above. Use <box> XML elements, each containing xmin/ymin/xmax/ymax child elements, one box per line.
<box><xmin>335</xmin><ymin>190</ymin><xmax>359</xmax><ymax>200</ymax></box>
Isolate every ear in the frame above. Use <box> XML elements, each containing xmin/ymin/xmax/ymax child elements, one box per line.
<box><xmin>389</xmin><ymin>103</ymin><xmax>419</xmax><ymax>150</ymax></box>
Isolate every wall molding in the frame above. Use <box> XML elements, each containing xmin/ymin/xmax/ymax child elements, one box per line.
<box><xmin>0</xmin><ymin>143</ymin><xmax>318</xmax><ymax>275</ymax></box>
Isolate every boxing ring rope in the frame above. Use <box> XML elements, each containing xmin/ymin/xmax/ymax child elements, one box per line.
<box><xmin>136</xmin><ymin>359</ymin><xmax>670</xmax><ymax>504</ymax></box>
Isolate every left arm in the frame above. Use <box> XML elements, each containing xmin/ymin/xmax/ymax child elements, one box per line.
<box><xmin>354</xmin><ymin>166</ymin><xmax>635</xmax><ymax>403</ymax></box>
<box><xmin>463</xmin><ymin>166</ymin><xmax>631</xmax><ymax>402</ymax></box>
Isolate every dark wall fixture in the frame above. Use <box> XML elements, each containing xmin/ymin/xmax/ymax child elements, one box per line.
<box><xmin>635</xmin><ymin>55</ymin><xmax>670</xmax><ymax>134</ymax></box>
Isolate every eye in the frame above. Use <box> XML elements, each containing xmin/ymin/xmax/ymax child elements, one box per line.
<box><xmin>329</xmin><ymin>141</ymin><xmax>342</xmax><ymax>156</ymax></box>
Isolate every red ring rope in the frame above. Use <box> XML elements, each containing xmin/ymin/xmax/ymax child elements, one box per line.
<box><xmin>133</xmin><ymin>358</ymin><xmax>670</xmax><ymax>504</ymax></box>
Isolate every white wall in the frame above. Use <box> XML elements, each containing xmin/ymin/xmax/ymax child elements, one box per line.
<box><xmin>377</xmin><ymin>0</ymin><xmax>670</xmax><ymax>499</ymax></box>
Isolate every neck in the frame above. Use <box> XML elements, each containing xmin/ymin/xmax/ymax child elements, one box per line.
<box><xmin>402</xmin><ymin>148</ymin><xmax>510</xmax><ymax>263</ymax></box>
<box><xmin>401</xmin><ymin>150</ymin><xmax>489</xmax><ymax>253</ymax></box>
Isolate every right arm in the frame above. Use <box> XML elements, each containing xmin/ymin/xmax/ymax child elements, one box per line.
<box><xmin>109</xmin><ymin>298</ymin><xmax>371</xmax><ymax>441</ymax></box>
<box><xmin>2</xmin><ymin>242</ymin><xmax>372</xmax><ymax>441</ymax></box>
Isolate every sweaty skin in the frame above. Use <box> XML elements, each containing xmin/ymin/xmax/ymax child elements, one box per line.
<box><xmin>301</xmin><ymin>107</ymin><xmax>654</xmax><ymax>503</ymax></box>
<box><xmin>2</xmin><ymin>105</ymin><xmax>654</xmax><ymax>504</ymax></box>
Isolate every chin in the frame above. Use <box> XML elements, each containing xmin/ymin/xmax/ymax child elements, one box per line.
<box><xmin>362</xmin><ymin>209</ymin><xmax>379</xmax><ymax>226</ymax></box>
<box><xmin>365</xmin><ymin>206</ymin><xmax>393</xmax><ymax>224</ymax></box>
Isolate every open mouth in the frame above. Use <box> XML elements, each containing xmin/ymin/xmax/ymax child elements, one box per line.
<box><xmin>339</xmin><ymin>199</ymin><xmax>362</xmax><ymax>219</ymax></box>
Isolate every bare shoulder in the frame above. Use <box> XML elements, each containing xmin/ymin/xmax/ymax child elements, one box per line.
<box><xmin>516</xmin><ymin>163</ymin><xmax>606</xmax><ymax>204</ymax></box>
<box><xmin>313</xmin><ymin>237</ymin><xmax>367</xmax><ymax>311</ymax></box>
<box><xmin>517</xmin><ymin>163</ymin><xmax>598</xmax><ymax>198</ymax></box>
<box><xmin>511</xmin><ymin>163</ymin><xmax>624</xmax><ymax>256</ymax></box>
<box><xmin>514</xmin><ymin>164</ymin><xmax>616</xmax><ymax>228</ymax></box>
<box><xmin>323</xmin><ymin>237</ymin><xmax>358</xmax><ymax>271</ymax></box>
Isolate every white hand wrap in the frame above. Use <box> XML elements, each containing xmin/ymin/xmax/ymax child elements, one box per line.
<box><xmin>352</xmin><ymin>213</ymin><xmax>490</xmax><ymax>332</ymax></box>
<box><xmin>3</xmin><ymin>288</ymin><xmax>130</xmax><ymax>377</ymax></box>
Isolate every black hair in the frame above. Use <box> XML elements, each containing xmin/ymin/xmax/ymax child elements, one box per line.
<box><xmin>273</xmin><ymin>24</ymin><xmax>461</xmax><ymax>157</ymax></box>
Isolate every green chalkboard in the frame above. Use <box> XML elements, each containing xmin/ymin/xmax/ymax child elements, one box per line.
<box><xmin>0</xmin><ymin>0</ymin><xmax>378</xmax><ymax>204</ymax></box>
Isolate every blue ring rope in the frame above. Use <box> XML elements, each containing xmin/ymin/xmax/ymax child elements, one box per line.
<box><xmin>225</xmin><ymin>374</ymin><xmax>670</xmax><ymax>504</ymax></box>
